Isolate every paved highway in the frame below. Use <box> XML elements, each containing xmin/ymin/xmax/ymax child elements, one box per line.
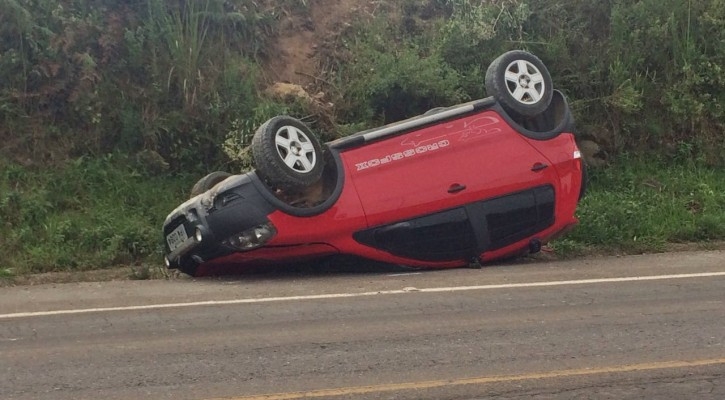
<box><xmin>1</xmin><ymin>251</ymin><xmax>724</xmax><ymax>399</ymax></box>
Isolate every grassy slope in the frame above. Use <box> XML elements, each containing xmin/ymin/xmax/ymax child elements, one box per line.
<box><xmin>554</xmin><ymin>157</ymin><xmax>725</xmax><ymax>255</ymax></box>
<box><xmin>1</xmin><ymin>154</ymin><xmax>724</xmax><ymax>278</ymax></box>
<box><xmin>0</xmin><ymin>155</ymin><xmax>194</xmax><ymax>275</ymax></box>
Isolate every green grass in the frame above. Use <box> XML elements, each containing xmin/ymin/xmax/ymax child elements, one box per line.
<box><xmin>551</xmin><ymin>155</ymin><xmax>725</xmax><ymax>256</ymax></box>
<box><xmin>0</xmin><ymin>154</ymin><xmax>196</xmax><ymax>274</ymax></box>
<box><xmin>1</xmin><ymin>154</ymin><xmax>723</xmax><ymax>276</ymax></box>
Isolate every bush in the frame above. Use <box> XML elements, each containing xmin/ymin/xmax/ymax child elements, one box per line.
<box><xmin>338</xmin><ymin>42</ymin><xmax>467</xmax><ymax>123</ymax></box>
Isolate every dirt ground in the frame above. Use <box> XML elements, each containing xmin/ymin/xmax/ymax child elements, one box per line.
<box><xmin>263</xmin><ymin>0</ymin><xmax>383</xmax><ymax>87</ymax></box>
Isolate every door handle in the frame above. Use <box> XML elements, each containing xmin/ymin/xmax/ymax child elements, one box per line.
<box><xmin>448</xmin><ymin>183</ymin><xmax>467</xmax><ymax>193</ymax></box>
<box><xmin>531</xmin><ymin>162</ymin><xmax>549</xmax><ymax>172</ymax></box>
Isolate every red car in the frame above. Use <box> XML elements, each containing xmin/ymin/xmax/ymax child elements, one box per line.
<box><xmin>163</xmin><ymin>51</ymin><xmax>585</xmax><ymax>276</ymax></box>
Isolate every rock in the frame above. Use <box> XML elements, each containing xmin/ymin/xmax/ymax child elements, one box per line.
<box><xmin>135</xmin><ymin>149</ymin><xmax>169</xmax><ymax>174</ymax></box>
<box><xmin>265</xmin><ymin>82</ymin><xmax>314</xmax><ymax>103</ymax></box>
<box><xmin>579</xmin><ymin>139</ymin><xmax>608</xmax><ymax>168</ymax></box>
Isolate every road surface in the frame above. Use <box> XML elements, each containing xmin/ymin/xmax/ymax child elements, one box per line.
<box><xmin>1</xmin><ymin>250</ymin><xmax>724</xmax><ymax>399</ymax></box>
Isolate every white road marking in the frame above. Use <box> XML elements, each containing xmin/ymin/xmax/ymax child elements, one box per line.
<box><xmin>387</xmin><ymin>273</ymin><xmax>422</xmax><ymax>277</ymax></box>
<box><xmin>1</xmin><ymin>271</ymin><xmax>724</xmax><ymax>320</ymax></box>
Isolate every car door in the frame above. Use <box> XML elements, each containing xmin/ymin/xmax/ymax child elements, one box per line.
<box><xmin>451</xmin><ymin>110</ymin><xmax>560</xmax><ymax>251</ymax></box>
<box><xmin>343</xmin><ymin>116</ymin><xmax>467</xmax><ymax>228</ymax></box>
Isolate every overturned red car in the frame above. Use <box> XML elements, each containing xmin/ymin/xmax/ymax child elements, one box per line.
<box><xmin>163</xmin><ymin>51</ymin><xmax>585</xmax><ymax>276</ymax></box>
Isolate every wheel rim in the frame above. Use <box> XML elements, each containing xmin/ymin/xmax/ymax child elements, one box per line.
<box><xmin>274</xmin><ymin>125</ymin><xmax>317</xmax><ymax>173</ymax></box>
<box><xmin>504</xmin><ymin>59</ymin><xmax>546</xmax><ymax>105</ymax></box>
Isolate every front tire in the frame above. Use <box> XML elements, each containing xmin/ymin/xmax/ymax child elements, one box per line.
<box><xmin>190</xmin><ymin>171</ymin><xmax>232</xmax><ymax>198</ymax></box>
<box><xmin>176</xmin><ymin>262</ymin><xmax>198</xmax><ymax>277</ymax></box>
<box><xmin>485</xmin><ymin>50</ymin><xmax>553</xmax><ymax>117</ymax></box>
<box><xmin>251</xmin><ymin>116</ymin><xmax>324</xmax><ymax>191</ymax></box>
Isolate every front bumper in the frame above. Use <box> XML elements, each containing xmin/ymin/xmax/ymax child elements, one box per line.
<box><xmin>162</xmin><ymin>172</ymin><xmax>276</xmax><ymax>269</ymax></box>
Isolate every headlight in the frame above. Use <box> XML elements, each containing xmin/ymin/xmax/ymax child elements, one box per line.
<box><xmin>225</xmin><ymin>223</ymin><xmax>277</xmax><ymax>251</ymax></box>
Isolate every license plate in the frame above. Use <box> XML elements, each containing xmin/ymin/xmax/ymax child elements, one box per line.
<box><xmin>166</xmin><ymin>224</ymin><xmax>188</xmax><ymax>252</ymax></box>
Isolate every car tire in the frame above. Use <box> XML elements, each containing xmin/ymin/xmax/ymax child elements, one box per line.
<box><xmin>251</xmin><ymin>116</ymin><xmax>325</xmax><ymax>191</ymax></box>
<box><xmin>485</xmin><ymin>50</ymin><xmax>553</xmax><ymax>117</ymax></box>
<box><xmin>190</xmin><ymin>171</ymin><xmax>232</xmax><ymax>198</ymax></box>
<box><xmin>177</xmin><ymin>262</ymin><xmax>198</xmax><ymax>277</ymax></box>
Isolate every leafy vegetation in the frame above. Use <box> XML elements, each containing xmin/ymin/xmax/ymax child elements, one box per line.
<box><xmin>0</xmin><ymin>0</ymin><xmax>279</xmax><ymax>167</ymax></box>
<box><xmin>553</xmin><ymin>157</ymin><xmax>725</xmax><ymax>256</ymax></box>
<box><xmin>0</xmin><ymin>155</ymin><xmax>193</xmax><ymax>274</ymax></box>
<box><xmin>0</xmin><ymin>0</ymin><xmax>723</xmax><ymax>275</ymax></box>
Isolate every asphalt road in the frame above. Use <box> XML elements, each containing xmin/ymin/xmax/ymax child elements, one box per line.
<box><xmin>1</xmin><ymin>250</ymin><xmax>724</xmax><ymax>400</ymax></box>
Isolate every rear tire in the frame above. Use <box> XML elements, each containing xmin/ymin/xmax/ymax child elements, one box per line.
<box><xmin>251</xmin><ymin>116</ymin><xmax>324</xmax><ymax>191</ymax></box>
<box><xmin>485</xmin><ymin>50</ymin><xmax>553</xmax><ymax>117</ymax></box>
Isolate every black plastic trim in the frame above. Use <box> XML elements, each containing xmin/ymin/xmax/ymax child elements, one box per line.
<box><xmin>353</xmin><ymin>185</ymin><xmax>556</xmax><ymax>261</ymax></box>
<box><xmin>354</xmin><ymin>208</ymin><xmax>477</xmax><ymax>262</ymax></box>
<box><xmin>163</xmin><ymin>173</ymin><xmax>278</xmax><ymax>268</ymax></box>
<box><xmin>579</xmin><ymin>162</ymin><xmax>588</xmax><ymax>201</ymax></box>
<box><xmin>484</xmin><ymin>185</ymin><xmax>555</xmax><ymax>250</ymax></box>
